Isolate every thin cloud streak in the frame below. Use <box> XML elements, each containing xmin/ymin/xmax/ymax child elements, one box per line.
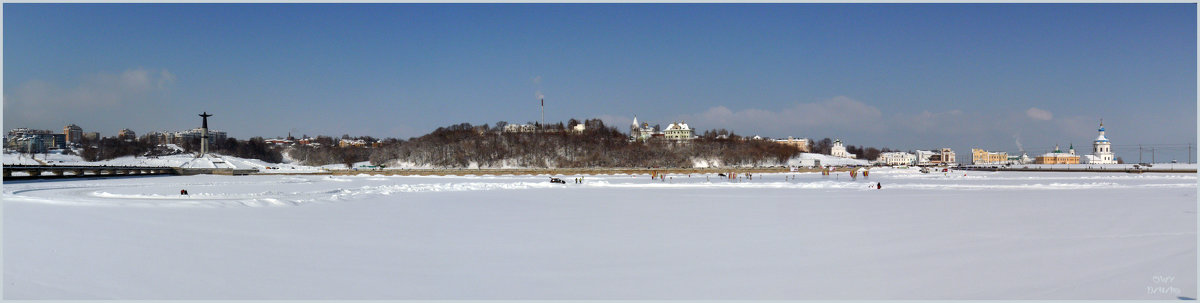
<box><xmin>1026</xmin><ymin>107</ymin><xmax>1054</xmax><ymax>121</ymax></box>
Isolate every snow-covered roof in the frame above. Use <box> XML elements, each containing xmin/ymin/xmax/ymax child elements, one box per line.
<box><xmin>1040</xmin><ymin>152</ymin><xmax>1078</xmax><ymax>158</ymax></box>
<box><xmin>665</xmin><ymin>122</ymin><xmax>691</xmax><ymax>131</ymax></box>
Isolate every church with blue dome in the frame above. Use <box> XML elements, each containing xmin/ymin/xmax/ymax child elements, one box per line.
<box><xmin>1085</xmin><ymin>120</ymin><xmax>1117</xmax><ymax>164</ymax></box>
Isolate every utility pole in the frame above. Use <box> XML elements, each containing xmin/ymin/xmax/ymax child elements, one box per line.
<box><xmin>1139</xmin><ymin>144</ymin><xmax>1143</xmax><ymax>163</ymax></box>
<box><xmin>1152</xmin><ymin>148</ymin><xmax>1155</xmax><ymax>164</ymax></box>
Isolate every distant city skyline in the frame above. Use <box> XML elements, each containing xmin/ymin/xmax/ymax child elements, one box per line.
<box><xmin>4</xmin><ymin>4</ymin><xmax>1196</xmax><ymax>161</ymax></box>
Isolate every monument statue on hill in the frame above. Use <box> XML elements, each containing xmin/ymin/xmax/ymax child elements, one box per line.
<box><xmin>199</xmin><ymin>112</ymin><xmax>212</xmax><ymax>157</ymax></box>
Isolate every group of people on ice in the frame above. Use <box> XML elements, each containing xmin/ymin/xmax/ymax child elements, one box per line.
<box><xmin>553</xmin><ymin>168</ymin><xmax>890</xmax><ymax>189</ymax></box>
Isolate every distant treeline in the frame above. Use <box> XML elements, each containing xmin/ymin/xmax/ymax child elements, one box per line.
<box><xmin>65</xmin><ymin>119</ymin><xmax>899</xmax><ymax>168</ymax></box>
<box><xmin>286</xmin><ymin>135</ymin><xmax>399</xmax><ymax>168</ymax></box>
<box><xmin>78</xmin><ymin>138</ymin><xmax>160</xmax><ymax>161</ymax></box>
<box><xmin>359</xmin><ymin>120</ymin><xmax>803</xmax><ymax>168</ymax></box>
<box><xmin>284</xmin><ymin>120</ymin><xmax>902</xmax><ymax>168</ymax></box>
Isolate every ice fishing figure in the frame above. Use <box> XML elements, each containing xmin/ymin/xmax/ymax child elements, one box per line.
<box><xmin>180</xmin><ymin>189</ymin><xmax>189</xmax><ymax>196</ymax></box>
<box><xmin>877</xmin><ymin>182</ymin><xmax>882</xmax><ymax>189</ymax></box>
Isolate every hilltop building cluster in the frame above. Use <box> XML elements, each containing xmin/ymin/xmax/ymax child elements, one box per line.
<box><xmin>338</xmin><ymin>139</ymin><xmax>383</xmax><ymax>148</ymax></box>
<box><xmin>6</xmin><ymin>128</ymin><xmax>67</xmax><ymax>153</ymax></box>
<box><xmin>503</xmin><ymin>123</ymin><xmax>538</xmax><ymax>133</ymax></box>
<box><xmin>261</xmin><ymin>135</ymin><xmax>384</xmax><ymax>148</ymax></box>
<box><xmin>502</xmin><ymin>122</ymin><xmax>587</xmax><ymax>134</ymax></box>
<box><xmin>141</xmin><ymin>128</ymin><xmax>228</xmax><ymax>146</ymax></box>
<box><xmin>5</xmin><ymin>122</ymin><xmax>229</xmax><ymax>155</ymax></box>
<box><xmin>5</xmin><ymin>124</ymin><xmax>102</xmax><ymax>153</ymax></box>
<box><xmin>264</xmin><ymin>136</ymin><xmax>322</xmax><ymax>147</ymax></box>
<box><xmin>629</xmin><ymin>116</ymin><xmax>695</xmax><ymax>142</ymax></box>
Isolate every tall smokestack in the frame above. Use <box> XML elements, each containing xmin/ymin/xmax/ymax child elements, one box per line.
<box><xmin>540</xmin><ymin>98</ymin><xmax>544</xmax><ymax>132</ymax></box>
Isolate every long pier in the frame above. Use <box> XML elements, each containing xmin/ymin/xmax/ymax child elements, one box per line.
<box><xmin>3</xmin><ymin>165</ymin><xmax>178</xmax><ymax>180</ymax></box>
<box><xmin>3</xmin><ymin>165</ymin><xmax>263</xmax><ymax>180</ymax></box>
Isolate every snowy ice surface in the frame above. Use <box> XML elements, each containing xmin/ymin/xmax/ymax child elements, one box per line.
<box><xmin>3</xmin><ymin>151</ymin><xmax>326</xmax><ymax>174</ymax></box>
<box><xmin>3</xmin><ymin>168</ymin><xmax>1196</xmax><ymax>299</ymax></box>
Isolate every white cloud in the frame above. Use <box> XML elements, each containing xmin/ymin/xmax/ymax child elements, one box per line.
<box><xmin>531</xmin><ymin>75</ymin><xmax>542</xmax><ymax>84</ymax></box>
<box><xmin>1026</xmin><ymin>107</ymin><xmax>1053</xmax><ymax>121</ymax></box>
<box><xmin>4</xmin><ymin>68</ymin><xmax>176</xmax><ymax>129</ymax></box>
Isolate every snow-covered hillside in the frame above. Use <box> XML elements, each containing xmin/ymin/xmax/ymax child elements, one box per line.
<box><xmin>788</xmin><ymin>152</ymin><xmax>870</xmax><ymax>166</ymax></box>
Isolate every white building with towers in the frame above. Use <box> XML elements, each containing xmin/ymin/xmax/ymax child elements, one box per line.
<box><xmin>831</xmin><ymin>139</ymin><xmax>857</xmax><ymax>159</ymax></box>
<box><xmin>629</xmin><ymin>116</ymin><xmax>693</xmax><ymax>142</ymax></box>
<box><xmin>629</xmin><ymin>116</ymin><xmax>653</xmax><ymax>141</ymax></box>
<box><xmin>1083</xmin><ymin>120</ymin><xmax>1117</xmax><ymax>164</ymax></box>
<box><xmin>663</xmin><ymin>121</ymin><xmax>693</xmax><ymax>141</ymax></box>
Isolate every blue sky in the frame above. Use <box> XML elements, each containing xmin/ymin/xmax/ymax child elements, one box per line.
<box><xmin>4</xmin><ymin>4</ymin><xmax>1196</xmax><ymax>161</ymax></box>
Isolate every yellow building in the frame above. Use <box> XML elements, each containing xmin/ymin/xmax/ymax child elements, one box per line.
<box><xmin>971</xmin><ymin>148</ymin><xmax>1008</xmax><ymax>164</ymax></box>
<box><xmin>1035</xmin><ymin>144</ymin><xmax>1080</xmax><ymax>164</ymax></box>
<box><xmin>773</xmin><ymin>137</ymin><xmax>811</xmax><ymax>152</ymax></box>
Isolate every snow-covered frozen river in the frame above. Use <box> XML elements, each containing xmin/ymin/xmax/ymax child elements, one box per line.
<box><xmin>4</xmin><ymin>168</ymin><xmax>1196</xmax><ymax>299</ymax></box>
